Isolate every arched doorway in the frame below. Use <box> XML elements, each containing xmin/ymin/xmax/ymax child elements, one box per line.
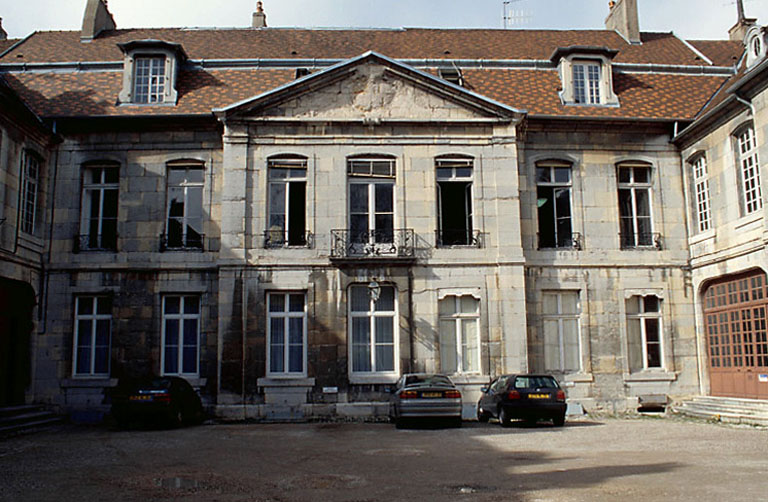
<box><xmin>702</xmin><ymin>270</ymin><xmax>768</xmax><ymax>400</ymax></box>
<box><xmin>0</xmin><ymin>278</ymin><xmax>35</xmax><ymax>406</ymax></box>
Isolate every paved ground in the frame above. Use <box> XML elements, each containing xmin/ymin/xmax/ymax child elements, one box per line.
<box><xmin>0</xmin><ymin>415</ymin><xmax>766</xmax><ymax>502</ymax></box>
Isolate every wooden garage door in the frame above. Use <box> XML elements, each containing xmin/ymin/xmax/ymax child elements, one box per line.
<box><xmin>703</xmin><ymin>271</ymin><xmax>768</xmax><ymax>400</ymax></box>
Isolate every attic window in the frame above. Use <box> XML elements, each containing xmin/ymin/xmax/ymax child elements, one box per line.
<box><xmin>551</xmin><ymin>46</ymin><xmax>619</xmax><ymax>107</ymax></box>
<box><xmin>295</xmin><ymin>68</ymin><xmax>310</xmax><ymax>79</ymax></box>
<box><xmin>134</xmin><ymin>56</ymin><xmax>166</xmax><ymax>103</ymax></box>
<box><xmin>117</xmin><ymin>40</ymin><xmax>187</xmax><ymax>106</ymax></box>
<box><xmin>745</xmin><ymin>26</ymin><xmax>766</xmax><ymax>68</ymax></box>
<box><xmin>439</xmin><ymin>68</ymin><xmax>463</xmax><ymax>87</ymax></box>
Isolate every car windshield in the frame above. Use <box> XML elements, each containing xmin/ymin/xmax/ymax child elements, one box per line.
<box><xmin>513</xmin><ymin>376</ymin><xmax>558</xmax><ymax>389</ymax></box>
<box><xmin>404</xmin><ymin>374</ymin><xmax>453</xmax><ymax>387</ymax></box>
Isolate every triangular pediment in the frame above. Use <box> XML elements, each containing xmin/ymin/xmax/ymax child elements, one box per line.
<box><xmin>215</xmin><ymin>52</ymin><xmax>523</xmax><ymax>122</ymax></box>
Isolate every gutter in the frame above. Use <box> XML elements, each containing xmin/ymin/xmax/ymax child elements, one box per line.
<box><xmin>734</xmin><ymin>94</ymin><xmax>756</xmax><ymax>116</ymax></box>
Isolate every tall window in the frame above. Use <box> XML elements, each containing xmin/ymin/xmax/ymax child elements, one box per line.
<box><xmin>267</xmin><ymin>292</ymin><xmax>307</xmax><ymax>376</ymax></box>
<box><xmin>80</xmin><ymin>163</ymin><xmax>119</xmax><ymax>251</ymax></box>
<box><xmin>349</xmin><ymin>284</ymin><xmax>397</xmax><ymax>375</ymax></box>
<box><xmin>20</xmin><ymin>151</ymin><xmax>40</xmax><ymax>235</ymax></box>
<box><xmin>542</xmin><ymin>291</ymin><xmax>581</xmax><ymax>372</ymax></box>
<box><xmin>735</xmin><ymin>126</ymin><xmax>763</xmax><ymax>215</ymax></box>
<box><xmin>537</xmin><ymin>161</ymin><xmax>573</xmax><ymax>248</ymax></box>
<box><xmin>573</xmin><ymin>62</ymin><xmax>601</xmax><ymax>104</ymax></box>
<box><xmin>162</xmin><ymin>295</ymin><xmax>200</xmax><ymax>376</ymax></box>
<box><xmin>267</xmin><ymin>156</ymin><xmax>307</xmax><ymax>247</ymax></box>
<box><xmin>618</xmin><ymin>163</ymin><xmax>654</xmax><ymax>248</ymax></box>
<box><xmin>348</xmin><ymin>156</ymin><xmax>395</xmax><ymax>251</ymax></box>
<box><xmin>73</xmin><ymin>296</ymin><xmax>111</xmax><ymax>377</ymax></box>
<box><xmin>626</xmin><ymin>295</ymin><xmax>663</xmax><ymax>371</ymax></box>
<box><xmin>436</xmin><ymin>157</ymin><xmax>474</xmax><ymax>246</ymax></box>
<box><xmin>165</xmin><ymin>163</ymin><xmax>204</xmax><ymax>250</ymax></box>
<box><xmin>133</xmin><ymin>56</ymin><xmax>166</xmax><ymax>103</ymax></box>
<box><xmin>691</xmin><ymin>155</ymin><xmax>712</xmax><ymax>233</ymax></box>
<box><xmin>439</xmin><ymin>295</ymin><xmax>480</xmax><ymax>374</ymax></box>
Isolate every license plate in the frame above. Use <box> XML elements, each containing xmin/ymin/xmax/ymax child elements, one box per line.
<box><xmin>421</xmin><ymin>392</ymin><xmax>442</xmax><ymax>398</ymax></box>
<box><xmin>528</xmin><ymin>393</ymin><xmax>548</xmax><ymax>399</ymax></box>
<box><xmin>129</xmin><ymin>395</ymin><xmax>151</xmax><ymax>401</ymax></box>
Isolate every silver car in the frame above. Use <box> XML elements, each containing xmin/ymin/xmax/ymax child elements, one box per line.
<box><xmin>390</xmin><ymin>373</ymin><xmax>462</xmax><ymax>428</ymax></box>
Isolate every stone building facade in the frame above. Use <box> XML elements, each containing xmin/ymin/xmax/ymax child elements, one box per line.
<box><xmin>0</xmin><ymin>0</ymin><xmax>765</xmax><ymax>419</ymax></box>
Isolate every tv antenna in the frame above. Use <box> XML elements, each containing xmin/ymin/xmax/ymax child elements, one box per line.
<box><xmin>503</xmin><ymin>0</ymin><xmax>532</xmax><ymax>29</ymax></box>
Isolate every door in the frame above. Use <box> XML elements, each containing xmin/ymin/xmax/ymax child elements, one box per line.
<box><xmin>0</xmin><ymin>279</ymin><xmax>35</xmax><ymax>407</ymax></box>
<box><xmin>703</xmin><ymin>271</ymin><xmax>768</xmax><ymax>400</ymax></box>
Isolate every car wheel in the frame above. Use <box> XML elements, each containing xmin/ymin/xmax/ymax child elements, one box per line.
<box><xmin>498</xmin><ymin>407</ymin><xmax>511</xmax><ymax>427</ymax></box>
<box><xmin>477</xmin><ymin>406</ymin><xmax>490</xmax><ymax>423</ymax></box>
<box><xmin>553</xmin><ymin>414</ymin><xmax>566</xmax><ymax>427</ymax></box>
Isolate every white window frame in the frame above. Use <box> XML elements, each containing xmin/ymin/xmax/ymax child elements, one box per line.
<box><xmin>735</xmin><ymin>126</ymin><xmax>763</xmax><ymax>215</ymax></box>
<box><xmin>439</xmin><ymin>294</ymin><xmax>481</xmax><ymax>374</ymax></box>
<box><xmin>347</xmin><ymin>156</ymin><xmax>397</xmax><ymax>254</ymax></box>
<box><xmin>542</xmin><ymin>291</ymin><xmax>582</xmax><ymax>373</ymax></box>
<box><xmin>267</xmin><ymin>156</ymin><xmax>308</xmax><ymax>248</ymax></box>
<box><xmin>266</xmin><ymin>292</ymin><xmax>308</xmax><ymax>378</ymax></box>
<box><xmin>73</xmin><ymin>296</ymin><xmax>112</xmax><ymax>377</ymax></box>
<box><xmin>436</xmin><ymin>157</ymin><xmax>474</xmax><ymax>247</ymax></box>
<box><xmin>348</xmin><ymin>284</ymin><xmax>399</xmax><ymax>380</ymax></box>
<box><xmin>573</xmin><ymin>62</ymin><xmax>601</xmax><ymax>104</ymax></box>
<box><xmin>133</xmin><ymin>55</ymin><xmax>167</xmax><ymax>104</ymax></box>
<box><xmin>161</xmin><ymin>295</ymin><xmax>201</xmax><ymax>377</ymax></box>
<box><xmin>626</xmin><ymin>295</ymin><xmax>664</xmax><ymax>371</ymax></box>
<box><xmin>536</xmin><ymin>161</ymin><xmax>574</xmax><ymax>248</ymax></box>
<box><xmin>165</xmin><ymin>163</ymin><xmax>205</xmax><ymax>249</ymax></box>
<box><xmin>20</xmin><ymin>151</ymin><xmax>40</xmax><ymax>235</ymax></box>
<box><xmin>80</xmin><ymin>163</ymin><xmax>119</xmax><ymax>250</ymax></box>
<box><xmin>617</xmin><ymin>163</ymin><xmax>655</xmax><ymax>248</ymax></box>
<box><xmin>691</xmin><ymin>155</ymin><xmax>712</xmax><ymax>233</ymax></box>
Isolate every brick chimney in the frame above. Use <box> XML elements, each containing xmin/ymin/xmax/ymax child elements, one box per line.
<box><xmin>252</xmin><ymin>1</ymin><xmax>267</xmax><ymax>28</ymax></box>
<box><xmin>728</xmin><ymin>0</ymin><xmax>756</xmax><ymax>42</ymax></box>
<box><xmin>0</xmin><ymin>18</ymin><xmax>7</xmax><ymax>41</ymax></box>
<box><xmin>81</xmin><ymin>0</ymin><xmax>116</xmax><ymax>41</ymax></box>
<box><xmin>605</xmin><ymin>0</ymin><xmax>641</xmax><ymax>45</ymax></box>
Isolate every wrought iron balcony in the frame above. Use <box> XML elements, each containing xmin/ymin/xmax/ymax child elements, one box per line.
<box><xmin>537</xmin><ymin>232</ymin><xmax>582</xmax><ymax>250</ymax></box>
<box><xmin>263</xmin><ymin>230</ymin><xmax>314</xmax><ymax>249</ymax></box>
<box><xmin>330</xmin><ymin>229</ymin><xmax>415</xmax><ymax>259</ymax></box>
<box><xmin>435</xmin><ymin>229</ymin><xmax>485</xmax><ymax>248</ymax></box>
<box><xmin>160</xmin><ymin>233</ymin><xmax>205</xmax><ymax>252</ymax></box>
<box><xmin>74</xmin><ymin>233</ymin><xmax>118</xmax><ymax>253</ymax></box>
<box><xmin>620</xmin><ymin>232</ymin><xmax>662</xmax><ymax>250</ymax></box>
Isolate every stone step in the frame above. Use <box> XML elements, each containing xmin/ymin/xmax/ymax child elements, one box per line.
<box><xmin>0</xmin><ymin>416</ymin><xmax>64</xmax><ymax>436</ymax></box>
<box><xmin>0</xmin><ymin>405</ymin><xmax>65</xmax><ymax>436</ymax></box>
<box><xmin>0</xmin><ymin>404</ymin><xmax>44</xmax><ymax>419</ymax></box>
<box><xmin>671</xmin><ymin>396</ymin><xmax>768</xmax><ymax>427</ymax></box>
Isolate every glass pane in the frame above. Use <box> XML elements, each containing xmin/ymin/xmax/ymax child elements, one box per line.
<box><xmin>164</xmin><ymin>346</ymin><xmax>178</xmax><ymax>374</ymax></box>
<box><xmin>104</xmin><ymin>167</ymin><xmax>119</xmax><ymax>184</ymax></box>
<box><xmin>455</xmin><ymin>167</ymin><xmax>472</xmax><ymax>178</ymax></box>
<box><xmin>462</xmin><ymin>319</ymin><xmax>479</xmax><ymax>372</ymax></box>
<box><xmin>269</xmin><ymin>183</ymin><xmax>286</xmax><ymax>215</ymax></box>
<box><xmin>350</xmin><ymin>286</ymin><xmax>370</xmax><ymax>312</ymax></box>
<box><xmin>374</xmin><ymin>215</ymin><xmax>394</xmax><ymax>242</ymax></box>
<box><xmin>184</xmin><ymin>297</ymin><xmax>200</xmax><ymax>314</ymax></box>
<box><xmin>439</xmin><ymin>320</ymin><xmax>457</xmax><ymax>373</ymax></box>
<box><xmin>88</xmin><ymin>190</ymin><xmax>101</xmax><ymax>219</ymax></box>
<box><xmin>88</xmin><ymin>168</ymin><xmax>102</xmax><ymax>184</ymax></box>
<box><xmin>95</xmin><ymin>319</ymin><xmax>110</xmax><ymax>346</ymax></box>
<box><xmin>269</xmin><ymin>294</ymin><xmax>285</xmax><ymax>313</ymax></box>
<box><xmin>165</xmin><ymin>297</ymin><xmax>180</xmax><ymax>314</ymax></box>
<box><xmin>289</xmin><ymin>318</ymin><xmax>303</xmax><ymax>344</ymax></box>
<box><xmin>102</xmin><ymin>189</ymin><xmax>118</xmax><ymax>219</ymax></box>
<box><xmin>625</xmin><ymin>296</ymin><xmax>640</xmax><ymax>314</ymax></box>
<box><xmin>375</xmin><ymin>317</ymin><xmax>394</xmax><ymax>343</ymax></box>
<box><xmin>375</xmin><ymin>345</ymin><xmax>394</xmax><ymax>372</ymax></box>
<box><xmin>77</xmin><ymin>298</ymin><xmax>94</xmax><ymax>316</ymax></box>
<box><xmin>289</xmin><ymin>344</ymin><xmax>303</xmax><ymax>373</ymax></box>
<box><xmin>436</xmin><ymin>167</ymin><xmax>453</xmax><ymax>180</ymax></box>
<box><xmin>372</xmin><ymin>161</ymin><xmax>394</xmax><ymax>177</ymax></box>
<box><xmin>643</xmin><ymin>296</ymin><xmax>659</xmax><ymax>313</ymax></box>
<box><xmin>270</xmin><ymin>345</ymin><xmax>284</xmax><ymax>373</ymax></box>
<box><xmin>270</xmin><ymin>318</ymin><xmax>285</xmax><ymax>346</ymax></box>
<box><xmin>289</xmin><ymin>294</ymin><xmax>304</xmax><ymax>312</ymax></box>
<box><xmin>77</xmin><ymin>320</ymin><xmax>93</xmax><ymax>348</ymax></box>
<box><xmin>165</xmin><ymin>319</ymin><xmax>179</xmax><ymax>346</ymax></box>
<box><xmin>460</xmin><ymin>295</ymin><xmax>479</xmax><ymax>314</ymax></box>
<box><xmin>439</xmin><ymin>297</ymin><xmax>456</xmax><ymax>316</ymax></box>
<box><xmin>618</xmin><ymin>167</ymin><xmax>631</xmax><ymax>184</ymax></box>
<box><xmin>646</xmin><ymin>343</ymin><xmax>661</xmax><ymax>368</ymax></box>
<box><xmin>269</xmin><ymin>168</ymin><xmax>289</xmax><ymax>180</ymax></box>
<box><xmin>350</xmin><ymin>184</ymin><xmax>369</xmax><ymax>213</ymax></box>
<box><xmin>543</xmin><ymin>294</ymin><xmax>558</xmax><ymax>315</ymax></box>
<box><xmin>634</xmin><ymin>167</ymin><xmax>649</xmax><ymax>184</ymax></box>
<box><xmin>168</xmin><ymin>169</ymin><xmax>185</xmax><ymax>186</ymax></box>
<box><xmin>563</xmin><ymin>319</ymin><xmax>580</xmax><ymax>371</ymax></box>
<box><xmin>375</xmin><ymin>184</ymin><xmax>393</xmax><ymax>213</ymax></box>
<box><xmin>536</xmin><ymin>167</ymin><xmax>551</xmax><ymax>183</ymax></box>
<box><xmin>555</xmin><ymin>188</ymin><xmax>571</xmax><ymax>217</ymax></box>
<box><xmin>76</xmin><ymin>347</ymin><xmax>90</xmax><ymax>375</ymax></box>
<box><xmin>94</xmin><ymin>346</ymin><xmax>109</xmax><ymax>374</ymax></box>
<box><xmin>183</xmin><ymin>319</ymin><xmax>198</xmax><ymax>346</ymax></box>
<box><xmin>554</xmin><ymin>167</ymin><xmax>570</xmax><ymax>183</ymax></box>
<box><xmin>543</xmin><ymin>319</ymin><xmax>560</xmax><ymax>370</ymax></box>
<box><xmin>186</xmin><ymin>187</ymin><xmax>203</xmax><ymax>219</ymax></box>
<box><xmin>375</xmin><ymin>286</ymin><xmax>395</xmax><ymax>311</ymax></box>
<box><xmin>183</xmin><ymin>347</ymin><xmax>197</xmax><ymax>374</ymax></box>
<box><xmin>561</xmin><ymin>292</ymin><xmax>579</xmax><ymax>314</ymax></box>
<box><xmin>627</xmin><ymin>318</ymin><xmax>643</xmax><ymax>371</ymax></box>
<box><xmin>352</xmin><ymin>318</ymin><xmax>371</xmax><ymax>372</ymax></box>
<box><xmin>645</xmin><ymin>318</ymin><xmax>660</xmax><ymax>342</ymax></box>
<box><xmin>635</xmin><ymin>189</ymin><xmax>650</xmax><ymax>217</ymax></box>
<box><xmin>350</xmin><ymin>214</ymin><xmax>368</xmax><ymax>239</ymax></box>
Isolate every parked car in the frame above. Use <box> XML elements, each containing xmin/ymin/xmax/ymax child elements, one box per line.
<box><xmin>111</xmin><ymin>376</ymin><xmax>204</xmax><ymax>428</ymax></box>
<box><xmin>390</xmin><ymin>373</ymin><xmax>462</xmax><ymax>428</ymax></box>
<box><xmin>476</xmin><ymin>374</ymin><xmax>567</xmax><ymax>427</ymax></box>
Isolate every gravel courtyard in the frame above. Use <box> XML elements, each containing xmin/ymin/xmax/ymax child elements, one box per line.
<box><xmin>0</xmin><ymin>416</ymin><xmax>765</xmax><ymax>502</ymax></box>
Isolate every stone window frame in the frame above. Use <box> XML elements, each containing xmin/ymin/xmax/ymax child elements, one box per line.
<box><xmin>79</xmin><ymin>161</ymin><xmax>120</xmax><ymax>252</ymax></box>
<box><xmin>160</xmin><ymin>294</ymin><xmax>201</xmax><ymax>377</ymax></box>
<box><xmin>688</xmin><ymin>152</ymin><xmax>712</xmax><ymax>233</ymax></box>
<box><xmin>438</xmin><ymin>292</ymin><xmax>482</xmax><ymax>375</ymax></box>
<box><xmin>347</xmin><ymin>283</ymin><xmax>400</xmax><ymax>383</ymax></box>
<box><xmin>72</xmin><ymin>295</ymin><xmax>112</xmax><ymax>378</ymax></box>
<box><xmin>733</xmin><ymin>123</ymin><xmax>763</xmax><ymax>216</ymax></box>
<box><xmin>541</xmin><ymin>290</ymin><xmax>582</xmax><ymax>374</ymax></box>
<box><xmin>551</xmin><ymin>47</ymin><xmax>620</xmax><ymax>107</ymax></box>
<box><xmin>117</xmin><ymin>40</ymin><xmax>187</xmax><ymax>106</ymax></box>
<box><xmin>266</xmin><ymin>291</ymin><xmax>308</xmax><ymax>379</ymax></box>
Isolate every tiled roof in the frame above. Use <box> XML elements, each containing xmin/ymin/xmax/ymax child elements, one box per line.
<box><xmin>0</xmin><ymin>28</ymin><xmax>735</xmax><ymax>66</ymax></box>
<box><xmin>688</xmin><ymin>40</ymin><xmax>744</xmax><ymax>67</ymax></box>
<box><xmin>3</xmin><ymin>66</ymin><xmax>727</xmax><ymax>121</ymax></box>
<box><xmin>0</xmin><ymin>39</ymin><xmax>19</xmax><ymax>54</ymax></box>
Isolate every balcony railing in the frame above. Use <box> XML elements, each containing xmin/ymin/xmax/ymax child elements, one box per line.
<box><xmin>330</xmin><ymin>229</ymin><xmax>415</xmax><ymax>259</ymax></box>
<box><xmin>74</xmin><ymin>233</ymin><xmax>118</xmax><ymax>253</ymax></box>
<box><xmin>435</xmin><ymin>229</ymin><xmax>485</xmax><ymax>248</ymax></box>
<box><xmin>537</xmin><ymin>232</ymin><xmax>582</xmax><ymax>250</ymax></box>
<box><xmin>263</xmin><ymin>230</ymin><xmax>314</xmax><ymax>249</ymax></box>
<box><xmin>620</xmin><ymin>232</ymin><xmax>662</xmax><ymax>250</ymax></box>
<box><xmin>160</xmin><ymin>233</ymin><xmax>205</xmax><ymax>252</ymax></box>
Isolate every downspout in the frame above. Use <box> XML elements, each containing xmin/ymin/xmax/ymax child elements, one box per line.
<box><xmin>40</xmin><ymin>121</ymin><xmax>59</xmax><ymax>334</ymax></box>
<box><xmin>734</xmin><ymin>94</ymin><xmax>756</xmax><ymax>116</ymax></box>
<box><xmin>407</xmin><ymin>267</ymin><xmax>415</xmax><ymax>373</ymax></box>
<box><xmin>241</xmin><ymin>268</ymin><xmax>247</xmax><ymax>418</ymax></box>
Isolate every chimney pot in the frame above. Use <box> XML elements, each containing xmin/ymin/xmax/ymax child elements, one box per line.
<box><xmin>0</xmin><ymin>18</ymin><xmax>7</xmax><ymax>41</ymax></box>
<box><xmin>252</xmin><ymin>1</ymin><xmax>267</xmax><ymax>28</ymax></box>
<box><xmin>81</xmin><ymin>0</ymin><xmax>116</xmax><ymax>41</ymax></box>
<box><xmin>605</xmin><ymin>0</ymin><xmax>640</xmax><ymax>45</ymax></box>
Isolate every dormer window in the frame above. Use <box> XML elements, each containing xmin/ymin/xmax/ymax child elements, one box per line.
<box><xmin>551</xmin><ymin>46</ymin><xmax>619</xmax><ymax>107</ymax></box>
<box><xmin>439</xmin><ymin>68</ymin><xmax>464</xmax><ymax>87</ymax></box>
<box><xmin>117</xmin><ymin>40</ymin><xmax>187</xmax><ymax>105</ymax></box>
<box><xmin>745</xmin><ymin>26</ymin><xmax>766</xmax><ymax>68</ymax></box>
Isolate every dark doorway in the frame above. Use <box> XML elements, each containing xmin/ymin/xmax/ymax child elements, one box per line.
<box><xmin>0</xmin><ymin>278</ymin><xmax>35</xmax><ymax>406</ymax></box>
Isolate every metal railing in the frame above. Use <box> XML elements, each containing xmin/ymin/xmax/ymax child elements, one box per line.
<box><xmin>537</xmin><ymin>232</ymin><xmax>582</xmax><ymax>250</ymax></box>
<box><xmin>160</xmin><ymin>233</ymin><xmax>205</xmax><ymax>252</ymax></box>
<box><xmin>330</xmin><ymin>229</ymin><xmax>415</xmax><ymax>259</ymax></box>
<box><xmin>435</xmin><ymin>229</ymin><xmax>485</xmax><ymax>248</ymax></box>
<box><xmin>74</xmin><ymin>233</ymin><xmax>118</xmax><ymax>253</ymax></box>
<box><xmin>620</xmin><ymin>232</ymin><xmax>662</xmax><ymax>250</ymax></box>
<box><xmin>263</xmin><ymin>230</ymin><xmax>314</xmax><ymax>249</ymax></box>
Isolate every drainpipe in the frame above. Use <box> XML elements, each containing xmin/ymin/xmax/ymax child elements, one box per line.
<box><xmin>734</xmin><ymin>94</ymin><xmax>755</xmax><ymax>116</ymax></box>
<box><xmin>241</xmin><ymin>268</ymin><xmax>248</xmax><ymax>419</ymax></box>
<box><xmin>407</xmin><ymin>267</ymin><xmax>415</xmax><ymax>373</ymax></box>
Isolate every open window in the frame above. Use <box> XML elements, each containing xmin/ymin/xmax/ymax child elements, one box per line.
<box><xmin>536</xmin><ymin>160</ymin><xmax>575</xmax><ymax>249</ymax></box>
<box><xmin>436</xmin><ymin>156</ymin><xmax>475</xmax><ymax>247</ymax></box>
<box><xmin>617</xmin><ymin>162</ymin><xmax>656</xmax><ymax>249</ymax></box>
<box><xmin>164</xmin><ymin>160</ymin><xmax>204</xmax><ymax>251</ymax></box>
<box><xmin>267</xmin><ymin>155</ymin><xmax>308</xmax><ymax>248</ymax></box>
<box><xmin>79</xmin><ymin>161</ymin><xmax>119</xmax><ymax>251</ymax></box>
<box><xmin>347</xmin><ymin>155</ymin><xmax>396</xmax><ymax>252</ymax></box>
